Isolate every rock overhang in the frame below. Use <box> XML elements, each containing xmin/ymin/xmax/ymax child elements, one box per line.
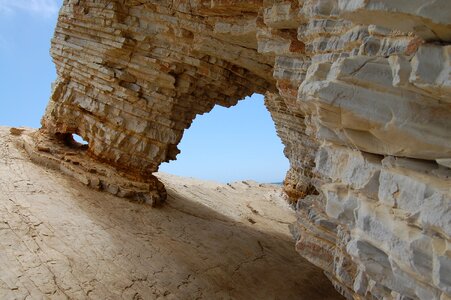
<box><xmin>35</xmin><ymin>1</ymin><xmax>451</xmax><ymax>299</ymax></box>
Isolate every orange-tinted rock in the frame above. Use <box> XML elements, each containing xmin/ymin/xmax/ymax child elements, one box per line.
<box><xmin>40</xmin><ymin>1</ymin><xmax>451</xmax><ymax>299</ymax></box>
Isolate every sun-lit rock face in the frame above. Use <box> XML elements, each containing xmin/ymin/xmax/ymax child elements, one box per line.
<box><xmin>41</xmin><ymin>0</ymin><xmax>450</xmax><ymax>299</ymax></box>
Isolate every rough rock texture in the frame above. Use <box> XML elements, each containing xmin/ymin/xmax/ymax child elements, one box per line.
<box><xmin>18</xmin><ymin>128</ymin><xmax>166</xmax><ymax>206</ymax></box>
<box><xmin>0</xmin><ymin>127</ymin><xmax>341</xmax><ymax>299</ymax></box>
<box><xmin>39</xmin><ymin>1</ymin><xmax>451</xmax><ymax>299</ymax></box>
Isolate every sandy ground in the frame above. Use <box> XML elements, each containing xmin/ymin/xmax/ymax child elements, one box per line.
<box><xmin>0</xmin><ymin>127</ymin><xmax>341</xmax><ymax>299</ymax></box>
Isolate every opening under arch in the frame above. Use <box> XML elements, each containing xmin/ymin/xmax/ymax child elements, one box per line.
<box><xmin>72</xmin><ymin>134</ymin><xmax>88</xmax><ymax>145</ymax></box>
<box><xmin>159</xmin><ymin>94</ymin><xmax>289</xmax><ymax>184</ymax></box>
<box><xmin>61</xmin><ymin>133</ymin><xmax>89</xmax><ymax>149</ymax></box>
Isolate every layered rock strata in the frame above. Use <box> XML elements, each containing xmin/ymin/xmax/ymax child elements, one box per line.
<box><xmin>15</xmin><ymin>128</ymin><xmax>166</xmax><ymax>206</ymax></box>
<box><xmin>40</xmin><ymin>1</ymin><xmax>451</xmax><ymax>299</ymax></box>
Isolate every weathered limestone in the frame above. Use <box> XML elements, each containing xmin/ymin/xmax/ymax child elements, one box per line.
<box><xmin>17</xmin><ymin>128</ymin><xmax>166</xmax><ymax>206</ymax></box>
<box><xmin>302</xmin><ymin>145</ymin><xmax>451</xmax><ymax>299</ymax></box>
<box><xmin>38</xmin><ymin>0</ymin><xmax>451</xmax><ymax>299</ymax></box>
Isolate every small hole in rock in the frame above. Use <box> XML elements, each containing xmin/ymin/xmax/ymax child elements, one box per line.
<box><xmin>63</xmin><ymin>133</ymin><xmax>89</xmax><ymax>150</ymax></box>
<box><xmin>72</xmin><ymin>134</ymin><xmax>88</xmax><ymax>145</ymax></box>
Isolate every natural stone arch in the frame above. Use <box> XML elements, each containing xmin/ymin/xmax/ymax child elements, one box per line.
<box><xmin>41</xmin><ymin>0</ymin><xmax>317</xmax><ymax>204</ymax></box>
<box><xmin>34</xmin><ymin>1</ymin><xmax>451</xmax><ymax>299</ymax></box>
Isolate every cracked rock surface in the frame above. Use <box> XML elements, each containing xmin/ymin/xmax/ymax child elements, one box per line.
<box><xmin>28</xmin><ymin>0</ymin><xmax>451</xmax><ymax>298</ymax></box>
<box><xmin>0</xmin><ymin>127</ymin><xmax>341</xmax><ymax>300</ymax></box>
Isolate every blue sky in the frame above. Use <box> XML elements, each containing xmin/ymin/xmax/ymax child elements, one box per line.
<box><xmin>159</xmin><ymin>94</ymin><xmax>289</xmax><ymax>183</ymax></box>
<box><xmin>0</xmin><ymin>0</ymin><xmax>289</xmax><ymax>183</ymax></box>
<box><xmin>0</xmin><ymin>0</ymin><xmax>62</xmax><ymax>128</ymax></box>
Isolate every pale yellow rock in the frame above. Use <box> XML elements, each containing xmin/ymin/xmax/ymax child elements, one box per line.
<box><xmin>0</xmin><ymin>127</ymin><xmax>340</xmax><ymax>300</ymax></box>
<box><xmin>34</xmin><ymin>1</ymin><xmax>451</xmax><ymax>299</ymax></box>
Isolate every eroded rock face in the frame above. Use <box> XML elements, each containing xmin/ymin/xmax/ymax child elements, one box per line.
<box><xmin>41</xmin><ymin>0</ymin><xmax>450</xmax><ymax>299</ymax></box>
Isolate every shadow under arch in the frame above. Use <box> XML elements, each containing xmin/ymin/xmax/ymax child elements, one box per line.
<box><xmin>0</xmin><ymin>135</ymin><xmax>341</xmax><ymax>298</ymax></box>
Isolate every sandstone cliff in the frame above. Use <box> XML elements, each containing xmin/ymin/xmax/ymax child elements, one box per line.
<box><xmin>31</xmin><ymin>0</ymin><xmax>451</xmax><ymax>299</ymax></box>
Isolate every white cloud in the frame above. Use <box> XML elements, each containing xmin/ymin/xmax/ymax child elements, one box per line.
<box><xmin>0</xmin><ymin>0</ymin><xmax>58</xmax><ymax>17</ymax></box>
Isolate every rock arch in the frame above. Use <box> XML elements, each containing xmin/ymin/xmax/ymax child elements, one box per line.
<box><xmin>41</xmin><ymin>0</ymin><xmax>320</xmax><ymax>205</ymax></box>
<box><xmin>37</xmin><ymin>1</ymin><xmax>451</xmax><ymax>299</ymax></box>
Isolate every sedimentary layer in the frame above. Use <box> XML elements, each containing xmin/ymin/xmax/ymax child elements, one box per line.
<box><xmin>40</xmin><ymin>1</ymin><xmax>451</xmax><ymax>299</ymax></box>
